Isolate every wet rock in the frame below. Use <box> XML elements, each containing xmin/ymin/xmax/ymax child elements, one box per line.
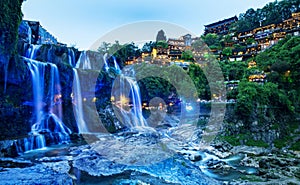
<box><xmin>188</xmin><ymin>153</ymin><xmax>202</xmax><ymax>162</ymax></box>
<box><xmin>73</xmin><ymin>153</ymin><xmax>127</xmax><ymax>176</ymax></box>
<box><xmin>207</xmin><ymin>159</ymin><xmax>223</xmax><ymax>168</ymax></box>
<box><xmin>230</xmin><ymin>145</ymin><xmax>270</xmax><ymax>156</ymax></box>
<box><xmin>0</xmin><ymin>140</ymin><xmax>18</xmax><ymax>157</ymax></box>
<box><xmin>178</xmin><ymin>148</ymin><xmax>203</xmax><ymax>162</ymax></box>
<box><xmin>99</xmin><ymin>105</ymin><xmax>125</xmax><ymax>133</ymax></box>
<box><xmin>0</xmin><ymin>164</ymin><xmax>73</xmax><ymax>185</ymax></box>
<box><xmin>211</xmin><ymin>141</ymin><xmax>233</xmax><ymax>153</ymax></box>
<box><xmin>0</xmin><ymin>158</ymin><xmax>33</xmax><ymax>168</ymax></box>
<box><xmin>240</xmin><ymin>156</ymin><xmax>259</xmax><ymax>168</ymax></box>
<box><xmin>72</xmin><ymin>133</ymin><xmax>220</xmax><ymax>185</ymax></box>
<box><xmin>259</xmin><ymin>159</ymin><xmax>270</xmax><ymax>169</ymax></box>
<box><xmin>38</xmin><ymin>156</ymin><xmax>73</xmax><ymax>162</ymax></box>
<box><xmin>42</xmin><ymin>161</ymin><xmax>70</xmax><ymax>174</ymax></box>
<box><xmin>265</xmin><ymin>172</ymin><xmax>280</xmax><ymax>179</ymax></box>
<box><xmin>68</xmin><ymin>144</ymin><xmax>91</xmax><ymax>156</ymax></box>
<box><xmin>0</xmin><ymin>104</ymin><xmax>32</xmax><ymax>141</ymax></box>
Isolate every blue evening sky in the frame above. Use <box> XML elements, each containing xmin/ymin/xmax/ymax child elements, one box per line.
<box><xmin>22</xmin><ymin>0</ymin><xmax>275</xmax><ymax>50</ymax></box>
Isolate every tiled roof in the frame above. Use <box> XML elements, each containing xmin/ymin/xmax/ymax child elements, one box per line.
<box><xmin>205</xmin><ymin>16</ymin><xmax>238</xmax><ymax>28</ymax></box>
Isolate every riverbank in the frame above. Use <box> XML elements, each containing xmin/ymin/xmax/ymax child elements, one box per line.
<box><xmin>0</xmin><ymin>130</ymin><xmax>299</xmax><ymax>184</ymax></box>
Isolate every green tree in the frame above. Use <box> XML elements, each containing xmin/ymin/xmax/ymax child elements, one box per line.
<box><xmin>220</xmin><ymin>61</ymin><xmax>247</xmax><ymax>81</ymax></box>
<box><xmin>97</xmin><ymin>42</ymin><xmax>111</xmax><ymax>55</ymax></box>
<box><xmin>156</xmin><ymin>40</ymin><xmax>168</xmax><ymax>49</ymax></box>
<box><xmin>234</xmin><ymin>36</ymin><xmax>300</xmax><ymax>128</ymax></box>
<box><xmin>108</xmin><ymin>40</ymin><xmax>122</xmax><ymax>54</ymax></box>
<box><xmin>98</xmin><ymin>42</ymin><xmax>140</xmax><ymax>68</ymax></box>
<box><xmin>237</xmin><ymin>8</ymin><xmax>260</xmax><ymax>32</ymax></box>
<box><xmin>181</xmin><ymin>50</ymin><xmax>194</xmax><ymax>61</ymax></box>
<box><xmin>0</xmin><ymin>0</ymin><xmax>24</xmax><ymax>93</ymax></box>
<box><xmin>233</xmin><ymin>44</ymin><xmax>246</xmax><ymax>51</ymax></box>
<box><xmin>201</xmin><ymin>33</ymin><xmax>220</xmax><ymax>47</ymax></box>
<box><xmin>135</xmin><ymin>64</ymin><xmax>199</xmax><ymax>102</ymax></box>
<box><xmin>256</xmin><ymin>36</ymin><xmax>300</xmax><ymax>92</ymax></box>
<box><xmin>141</xmin><ymin>41</ymin><xmax>156</xmax><ymax>53</ymax></box>
<box><xmin>187</xmin><ymin>63</ymin><xmax>210</xmax><ymax>99</ymax></box>
<box><xmin>222</xmin><ymin>47</ymin><xmax>232</xmax><ymax>57</ymax></box>
<box><xmin>245</xmin><ymin>38</ymin><xmax>256</xmax><ymax>45</ymax></box>
<box><xmin>235</xmin><ymin>0</ymin><xmax>300</xmax><ymax>32</ymax></box>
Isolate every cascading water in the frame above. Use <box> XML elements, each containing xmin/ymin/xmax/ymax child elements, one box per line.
<box><xmin>18</xmin><ymin>59</ymin><xmax>46</xmax><ymax>152</ymax></box>
<box><xmin>72</xmin><ymin>51</ymin><xmax>117</xmax><ymax>133</ymax></box>
<box><xmin>73</xmin><ymin>51</ymin><xmax>92</xmax><ymax>133</ymax></box>
<box><xmin>68</xmin><ymin>48</ymin><xmax>76</xmax><ymax>67</ymax></box>
<box><xmin>26</xmin><ymin>59</ymin><xmax>46</xmax><ymax>123</ymax></box>
<box><xmin>75</xmin><ymin>51</ymin><xmax>91</xmax><ymax>69</ymax></box>
<box><xmin>124</xmin><ymin>76</ymin><xmax>147</xmax><ymax>127</ymax></box>
<box><xmin>26</xmin><ymin>45</ymin><xmax>41</xmax><ymax>59</ymax></box>
<box><xmin>72</xmin><ymin>69</ymin><xmax>89</xmax><ymax>133</ymax></box>
<box><xmin>73</xmin><ymin>51</ymin><xmax>146</xmax><ymax>132</ymax></box>
<box><xmin>112</xmin><ymin>66</ymin><xmax>148</xmax><ymax>128</ymax></box>
<box><xmin>103</xmin><ymin>53</ymin><xmax>110</xmax><ymax>72</ymax></box>
<box><xmin>18</xmin><ymin>59</ymin><xmax>71</xmax><ymax>152</ymax></box>
<box><xmin>48</xmin><ymin>63</ymin><xmax>63</xmax><ymax>120</ymax></box>
<box><xmin>16</xmin><ymin>45</ymin><xmax>71</xmax><ymax>152</ymax></box>
<box><xmin>27</xmin><ymin>24</ymin><xmax>32</xmax><ymax>44</ymax></box>
<box><xmin>31</xmin><ymin>113</ymin><xmax>71</xmax><ymax>144</ymax></box>
<box><xmin>112</xmin><ymin>56</ymin><xmax>120</xmax><ymax>72</ymax></box>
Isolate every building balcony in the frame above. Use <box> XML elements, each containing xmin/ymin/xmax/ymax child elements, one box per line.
<box><xmin>239</xmin><ymin>33</ymin><xmax>253</xmax><ymax>39</ymax></box>
<box><xmin>286</xmin><ymin>27</ymin><xmax>300</xmax><ymax>33</ymax></box>
<box><xmin>246</xmin><ymin>43</ymin><xmax>258</xmax><ymax>48</ymax></box>
<box><xmin>255</xmin><ymin>33</ymin><xmax>271</xmax><ymax>40</ymax></box>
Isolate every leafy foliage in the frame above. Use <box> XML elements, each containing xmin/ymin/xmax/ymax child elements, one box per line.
<box><xmin>256</xmin><ymin>36</ymin><xmax>300</xmax><ymax>109</ymax></box>
<box><xmin>134</xmin><ymin>63</ymin><xmax>199</xmax><ymax>102</ymax></box>
<box><xmin>201</xmin><ymin>33</ymin><xmax>221</xmax><ymax>49</ymax></box>
<box><xmin>235</xmin><ymin>81</ymin><xmax>294</xmax><ymax>128</ymax></box>
<box><xmin>187</xmin><ymin>63</ymin><xmax>210</xmax><ymax>100</ymax></box>
<box><xmin>222</xmin><ymin>47</ymin><xmax>232</xmax><ymax>57</ymax></box>
<box><xmin>98</xmin><ymin>41</ymin><xmax>141</xmax><ymax>68</ymax></box>
<box><xmin>181</xmin><ymin>50</ymin><xmax>194</xmax><ymax>61</ymax></box>
<box><xmin>0</xmin><ymin>0</ymin><xmax>23</xmax><ymax>56</ymax></box>
<box><xmin>141</xmin><ymin>41</ymin><xmax>156</xmax><ymax>53</ymax></box>
<box><xmin>156</xmin><ymin>40</ymin><xmax>168</xmax><ymax>49</ymax></box>
<box><xmin>235</xmin><ymin>0</ymin><xmax>300</xmax><ymax>32</ymax></box>
<box><xmin>220</xmin><ymin>61</ymin><xmax>247</xmax><ymax>81</ymax></box>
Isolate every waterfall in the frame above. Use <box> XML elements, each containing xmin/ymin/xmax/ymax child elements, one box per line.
<box><xmin>19</xmin><ymin>59</ymin><xmax>71</xmax><ymax>152</ymax></box>
<box><xmin>27</xmin><ymin>24</ymin><xmax>32</xmax><ymax>44</ymax></box>
<box><xmin>26</xmin><ymin>45</ymin><xmax>41</xmax><ymax>59</ymax></box>
<box><xmin>103</xmin><ymin>53</ymin><xmax>109</xmax><ymax>72</ymax></box>
<box><xmin>113</xmin><ymin>67</ymin><xmax>147</xmax><ymax>128</ymax></box>
<box><xmin>68</xmin><ymin>48</ymin><xmax>75</xmax><ymax>67</ymax></box>
<box><xmin>112</xmin><ymin>56</ymin><xmax>120</xmax><ymax>72</ymax></box>
<box><xmin>31</xmin><ymin>113</ymin><xmax>71</xmax><ymax>141</ymax></box>
<box><xmin>27</xmin><ymin>59</ymin><xmax>45</xmax><ymax>123</ymax></box>
<box><xmin>75</xmin><ymin>51</ymin><xmax>91</xmax><ymax>69</ymax></box>
<box><xmin>72</xmin><ymin>69</ymin><xmax>89</xmax><ymax>133</ymax></box>
<box><xmin>48</xmin><ymin>63</ymin><xmax>63</xmax><ymax>120</ymax></box>
<box><xmin>125</xmin><ymin>76</ymin><xmax>147</xmax><ymax>127</ymax></box>
<box><xmin>18</xmin><ymin>135</ymin><xmax>46</xmax><ymax>152</ymax></box>
<box><xmin>72</xmin><ymin>51</ymin><xmax>95</xmax><ymax>133</ymax></box>
<box><xmin>72</xmin><ymin>51</ymin><xmax>110</xmax><ymax>133</ymax></box>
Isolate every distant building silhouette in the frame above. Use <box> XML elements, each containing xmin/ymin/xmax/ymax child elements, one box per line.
<box><xmin>204</xmin><ymin>16</ymin><xmax>238</xmax><ymax>35</ymax></box>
